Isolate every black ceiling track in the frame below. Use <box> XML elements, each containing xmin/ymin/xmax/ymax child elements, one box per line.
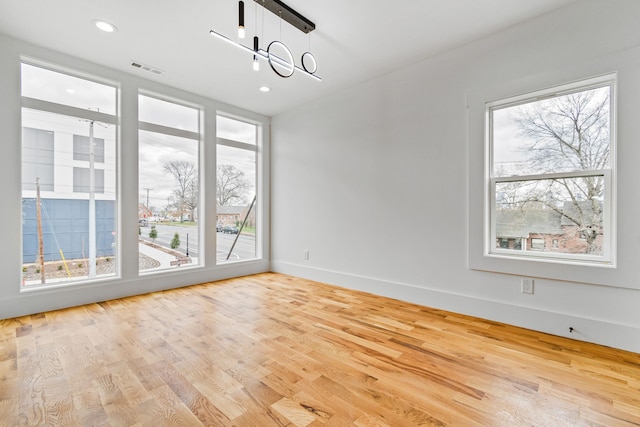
<box><xmin>254</xmin><ymin>0</ymin><xmax>315</xmax><ymax>34</ymax></box>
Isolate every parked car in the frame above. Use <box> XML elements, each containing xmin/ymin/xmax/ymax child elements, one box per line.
<box><xmin>139</xmin><ymin>218</ymin><xmax>148</xmax><ymax>227</ymax></box>
<box><xmin>216</xmin><ymin>224</ymin><xmax>223</xmax><ymax>232</ymax></box>
<box><xmin>223</xmin><ymin>225</ymin><xmax>239</xmax><ymax>234</ymax></box>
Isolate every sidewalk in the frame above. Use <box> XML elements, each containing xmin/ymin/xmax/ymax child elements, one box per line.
<box><xmin>138</xmin><ymin>241</ymin><xmax>198</xmax><ymax>272</ymax></box>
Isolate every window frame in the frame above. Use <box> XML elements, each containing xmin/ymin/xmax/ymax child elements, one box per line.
<box><xmin>485</xmin><ymin>74</ymin><xmax>617</xmax><ymax>267</ymax></box>
<box><xmin>20</xmin><ymin>59</ymin><xmax>120</xmax><ymax>289</ymax></box>
<box><xmin>9</xmin><ymin>50</ymin><xmax>270</xmax><ymax>306</ymax></box>
<box><xmin>137</xmin><ymin>91</ymin><xmax>204</xmax><ymax>275</ymax></box>
<box><xmin>216</xmin><ymin>112</ymin><xmax>262</xmax><ymax>264</ymax></box>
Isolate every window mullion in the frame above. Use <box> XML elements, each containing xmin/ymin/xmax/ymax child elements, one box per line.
<box><xmin>494</xmin><ymin>169</ymin><xmax>608</xmax><ymax>184</ymax></box>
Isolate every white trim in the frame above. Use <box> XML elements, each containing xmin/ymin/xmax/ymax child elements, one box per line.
<box><xmin>137</xmin><ymin>92</ymin><xmax>204</xmax><ymax>273</ymax></box>
<box><xmin>138</xmin><ymin>121</ymin><xmax>199</xmax><ymax>140</ymax></box>
<box><xmin>217</xmin><ymin>136</ymin><xmax>257</xmax><ymax>151</ymax></box>
<box><xmin>138</xmin><ymin>90</ymin><xmax>202</xmax><ymax>110</ymax></box>
<box><xmin>485</xmin><ymin>73</ymin><xmax>616</xmax><ymax>110</ymax></box>
<box><xmin>215</xmin><ymin>114</ymin><xmax>263</xmax><ymax>264</ymax></box>
<box><xmin>22</xmin><ymin>97</ymin><xmax>118</xmax><ymax>125</ymax></box>
<box><xmin>21</xmin><ymin>62</ymin><xmax>121</xmax><ymax>290</ymax></box>
<box><xmin>21</xmin><ymin>55</ymin><xmax>120</xmax><ymax>89</ymax></box>
<box><xmin>466</xmin><ymin>47</ymin><xmax>640</xmax><ymax>288</ymax></box>
<box><xmin>493</xmin><ymin>169</ymin><xmax>606</xmax><ymax>184</ymax></box>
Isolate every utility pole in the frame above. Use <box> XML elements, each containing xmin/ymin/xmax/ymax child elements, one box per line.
<box><xmin>88</xmin><ymin>119</ymin><xmax>96</xmax><ymax>278</ymax></box>
<box><xmin>144</xmin><ymin>187</ymin><xmax>153</xmax><ymax>210</ymax></box>
<box><xmin>81</xmin><ymin>109</ymin><xmax>108</xmax><ymax>279</ymax></box>
<box><xmin>36</xmin><ymin>177</ymin><xmax>45</xmax><ymax>284</ymax></box>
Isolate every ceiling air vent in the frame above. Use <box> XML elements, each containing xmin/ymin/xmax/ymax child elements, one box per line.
<box><xmin>130</xmin><ymin>61</ymin><xmax>164</xmax><ymax>76</ymax></box>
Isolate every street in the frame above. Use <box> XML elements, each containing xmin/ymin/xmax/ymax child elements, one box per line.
<box><xmin>139</xmin><ymin>223</ymin><xmax>256</xmax><ymax>262</ymax></box>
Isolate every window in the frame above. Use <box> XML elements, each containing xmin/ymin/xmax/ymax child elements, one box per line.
<box><xmin>488</xmin><ymin>75</ymin><xmax>615</xmax><ymax>264</ymax></box>
<box><xmin>21</xmin><ymin>62</ymin><xmax>118</xmax><ymax>287</ymax></box>
<box><xmin>73</xmin><ymin>168</ymin><xmax>105</xmax><ymax>193</ymax></box>
<box><xmin>22</xmin><ymin>127</ymin><xmax>54</xmax><ymax>192</ymax></box>
<box><xmin>138</xmin><ymin>94</ymin><xmax>201</xmax><ymax>273</ymax></box>
<box><xmin>530</xmin><ymin>238</ymin><xmax>545</xmax><ymax>251</ymax></box>
<box><xmin>74</xmin><ymin>135</ymin><xmax>105</xmax><ymax>162</ymax></box>
<box><xmin>216</xmin><ymin>115</ymin><xmax>259</xmax><ymax>263</ymax></box>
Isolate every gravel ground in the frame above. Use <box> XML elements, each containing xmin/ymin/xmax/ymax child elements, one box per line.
<box><xmin>22</xmin><ymin>251</ymin><xmax>161</xmax><ymax>282</ymax></box>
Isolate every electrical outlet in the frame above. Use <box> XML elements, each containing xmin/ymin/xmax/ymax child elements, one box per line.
<box><xmin>521</xmin><ymin>278</ymin><xmax>534</xmax><ymax>294</ymax></box>
<box><xmin>304</xmin><ymin>250</ymin><xmax>309</xmax><ymax>260</ymax></box>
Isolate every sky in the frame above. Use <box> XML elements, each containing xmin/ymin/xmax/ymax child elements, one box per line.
<box><xmin>491</xmin><ymin>85</ymin><xmax>610</xmax><ymax>178</ymax></box>
<box><xmin>139</xmin><ymin>113</ymin><xmax>258</xmax><ymax>211</ymax></box>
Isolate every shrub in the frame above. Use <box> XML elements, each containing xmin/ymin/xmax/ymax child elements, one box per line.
<box><xmin>170</xmin><ymin>232</ymin><xmax>180</xmax><ymax>249</ymax></box>
<box><xmin>149</xmin><ymin>225</ymin><xmax>158</xmax><ymax>241</ymax></box>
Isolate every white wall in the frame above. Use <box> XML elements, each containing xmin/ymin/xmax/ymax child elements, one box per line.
<box><xmin>271</xmin><ymin>0</ymin><xmax>640</xmax><ymax>353</ymax></box>
<box><xmin>0</xmin><ymin>35</ymin><xmax>271</xmax><ymax>319</ymax></box>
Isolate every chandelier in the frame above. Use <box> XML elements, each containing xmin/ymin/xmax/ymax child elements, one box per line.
<box><xmin>209</xmin><ymin>0</ymin><xmax>321</xmax><ymax>81</ymax></box>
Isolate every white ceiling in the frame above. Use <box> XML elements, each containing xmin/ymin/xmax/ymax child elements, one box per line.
<box><xmin>0</xmin><ymin>0</ymin><xmax>578</xmax><ymax>116</ymax></box>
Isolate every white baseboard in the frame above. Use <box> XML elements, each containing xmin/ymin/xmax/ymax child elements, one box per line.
<box><xmin>271</xmin><ymin>261</ymin><xmax>640</xmax><ymax>354</ymax></box>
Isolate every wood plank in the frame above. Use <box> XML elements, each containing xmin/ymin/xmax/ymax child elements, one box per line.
<box><xmin>271</xmin><ymin>397</ymin><xmax>317</xmax><ymax>427</ymax></box>
<box><xmin>0</xmin><ymin>272</ymin><xmax>638</xmax><ymax>425</ymax></box>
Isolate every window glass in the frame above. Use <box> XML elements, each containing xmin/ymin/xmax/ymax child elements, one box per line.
<box><xmin>21</xmin><ymin>90</ymin><xmax>117</xmax><ymax>287</ymax></box>
<box><xmin>21</xmin><ymin>63</ymin><xmax>116</xmax><ymax>115</ymax></box>
<box><xmin>139</xmin><ymin>95</ymin><xmax>199</xmax><ymax>132</ymax></box>
<box><xmin>22</xmin><ymin>127</ymin><xmax>54</xmax><ymax>192</ymax></box>
<box><xmin>217</xmin><ymin>115</ymin><xmax>257</xmax><ymax>145</ymax></box>
<box><xmin>216</xmin><ymin>123</ymin><xmax>258</xmax><ymax>263</ymax></box>
<box><xmin>489</xmin><ymin>77</ymin><xmax>614</xmax><ymax>263</ymax></box>
<box><xmin>495</xmin><ymin>177</ymin><xmax>605</xmax><ymax>256</ymax></box>
<box><xmin>73</xmin><ymin>167</ymin><xmax>105</xmax><ymax>193</ymax></box>
<box><xmin>493</xmin><ymin>86</ymin><xmax>610</xmax><ymax>177</ymax></box>
<box><xmin>138</xmin><ymin>97</ymin><xmax>201</xmax><ymax>273</ymax></box>
<box><xmin>74</xmin><ymin>135</ymin><xmax>105</xmax><ymax>162</ymax></box>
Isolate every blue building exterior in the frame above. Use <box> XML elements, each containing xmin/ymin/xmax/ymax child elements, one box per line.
<box><xmin>22</xmin><ymin>198</ymin><xmax>116</xmax><ymax>263</ymax></box>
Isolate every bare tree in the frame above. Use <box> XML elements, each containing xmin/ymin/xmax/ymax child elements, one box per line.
<box><xmin>164</xmin><ymin>161</ymin><xmax>197</xmax><ymax>222</ymax></box>
<box><xmin>512</xmin><ymin>87</ymin><xmax>610</xmax><ymax>253</ymax></box>
<box><xmin>183</xmin><ymin>178</ymin><xmax>198</xmax><ymax>222</ymax></box>
<box><xmin>217</xmin><ymin>164</ymin><xmax>249</xmax><ymax>206</ymax></box>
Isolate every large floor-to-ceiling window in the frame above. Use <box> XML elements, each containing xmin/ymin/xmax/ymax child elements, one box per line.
<box><xmin>216</xmin><ymin>115</ymin><xmax>260</xmax><ymax>263</ymax></box>
<box><xmin>14</xmin><ymin>52</ymin><xmax>268</xmax><ymax>304</ymax></box>
<box><xmin>138</xmin><ymin>94</ymin><xmax>202</xmax><ymax>273</ymax></box>
<box><xmin>21</xmin><ymin>62</ymin><xmax>118</xmax><ymax>287</ymax></box>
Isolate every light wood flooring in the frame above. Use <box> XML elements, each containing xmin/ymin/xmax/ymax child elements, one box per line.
<box><xmin>1</xmin><ymin>272</ymin><xmax>639</xmax><ymax>426</ymax></box>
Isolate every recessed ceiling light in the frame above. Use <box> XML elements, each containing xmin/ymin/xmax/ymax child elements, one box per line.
<box><xmin>94</xmin><ymin>20</ymin><xmax>117</xmax><ymax>33</ymax></box>
<box><xmin>259</xmin><ymin>86</ymin><xmax>271</xmax><ymax>93</ymax></box>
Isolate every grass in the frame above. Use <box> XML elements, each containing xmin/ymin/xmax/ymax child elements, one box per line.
<box><xmin>240</xmin><ymin>226</ymin><xmax>256</xmax><ymax>235</ymax></box>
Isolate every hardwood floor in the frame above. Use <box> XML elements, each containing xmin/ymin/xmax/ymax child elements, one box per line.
<box><xmin>1</xmin><ymin>273</ymin><xmax>639</xmax><ymax>426</ymax></box>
